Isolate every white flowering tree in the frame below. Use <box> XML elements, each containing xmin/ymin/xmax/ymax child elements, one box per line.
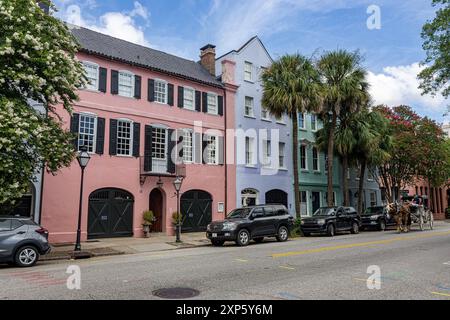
<box><xmin>0</xmin><ymin>0</ymin><xmax>87</xmax><ymax>205</ymax></box>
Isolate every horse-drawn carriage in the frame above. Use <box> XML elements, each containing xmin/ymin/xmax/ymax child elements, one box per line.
<box><xmin>386</xmin><ymin>195</ymin><xmax>434</xmax><ymax>233</ymax></box>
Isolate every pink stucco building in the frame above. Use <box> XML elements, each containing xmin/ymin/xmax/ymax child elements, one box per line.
<box><xmin>41</xmin><ymin>27</ymin><xmax>238</xmax><ymax>244</ymax></box>
<box><xmin>405</xmin><ymin>180</ymin><xmax>449</xmax><ymax>220</ymax></box>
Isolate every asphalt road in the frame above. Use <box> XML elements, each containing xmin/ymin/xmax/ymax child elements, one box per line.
<box><xmin>1</xmin><ymin>222</ymin><xmax>450</xmax><ymax>300</ymax></box>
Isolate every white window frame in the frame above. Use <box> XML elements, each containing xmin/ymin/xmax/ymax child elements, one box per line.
<box><xmin>244</xmin><ymin>96</ymin><xmax>255</xmax><ymax>118</ymax></box>
<box><xmin>154</xmin><ymin>79</ymin><xmax>168</xmax><ymax>104</ymax></box>
<box><xmin>205</xmin><ymin>134</ymin><xmax>219</xmax><ymax>165</ymax></box>
<box><xmin>241</xmin><ymin>188</ymin><xmax>259</xmax><ymax>207</ymax></box>
<box><xmin>116</xmin><ymin>119</ymin><xmax>134</xmax><ymax>157</ymax></box>
<box><xmin>78</xmin><ymin>112</ymin><xmax>97</xmax><ymax>154</ymax></box>
<box><xmin>370</xmin><ymin>191</ymin><xmax>377</xmax><ymax>207</ymax></box>
<box><xmin>244</xmin><ymin>61</ymin><xmax>253</xmax><ymax>82</ymax></box>
<box><xmin>151</xmin><ymin>125</ymin><xmax>168</xmax><ymax>173</ymax></box>
<box><xmin>261</xmin><ymin>106</ymin><xmax>271</xmax><ymax>121</ymax></box>
<box><xmin>118</xmin><ymin>70</ymin><xmax>135</xmax><ymax>98</ymax></box>
<box><xmin>300</xmin><ymin>144</ymin><xmax>308</xmax><ymax>170</ymax></box>
<box><xmin>183</xmin><ymin>87</ymin><xmax>195</xmax><ymax>111</ymax></box>
<box><xmin>312</xmin><ymin>147</ymin><xmax>320</xmax><ymax>172</ymax></box>
<box><xmin>207</xmin><ymin>92</ymin><xmax>218</xmax><ymax>115</ymax></box>
<box><xmin>182</xmin><ymin>129</ymin><xmax>193</xmax><ymax>163</ymax></box>
<box><xmin>262</xmin><ymin>140</ymin><xmax>271</xmax><ymax>168</ymax></box>
<box><xmin>298</xmin><ymin>113</ymin><xmax>306</xmax><ymax>130</ymax></box>
<box><xmin>83</xmin><ymin>61</ymin><xmax>99</xmax><ymax>91</ymax></box>
<box><xmin>311</xmin><ymin>114</ymin><xmax>317</xmax><ymax>131</ymax></box>
<box><xmin>279</xmin><ymin>142</ymin><xmax>286</xmax><ymax>169</ymax></box>
<box><xmin>245</xmin><ymin>136</ymin><xmax>256</xmax><ymax>167</ymax></box>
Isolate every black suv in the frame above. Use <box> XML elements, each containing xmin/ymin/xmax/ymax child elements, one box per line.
<box><xmin>300</xmin><ymin>207</ymin><xmax>361</xmax><ymax>237</ymax></box>
<box><xmin>360</xmin><ymin>206</ymin><xmax>396</xmax><ymax>231</ymax></box>
<box><xmin>206</xmin><ymin>205</ymin><xmax>294</xmax><ymax>246</ymax></box>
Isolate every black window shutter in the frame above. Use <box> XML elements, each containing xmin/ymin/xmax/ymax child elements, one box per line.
<box><xmin>132</xmin><ymin>122</ymin><xmax>141</xmax><ymax>158</ymax></box>
<box><xmin>177</xmin><ymin>86</ymin><xmax>184</xmax><ymax>108</ymax></box>
<box><xmin>144</xmin><ymin>125</ymin><xmax>153</xmax><ymax>172</ymax></box>
<box><xmin>195</xmin><ymin>91</ymin><xmax>201</xmax><ymax>112</ymax></box>
<box><xmin>70</xmin><ymin>113</ymin><xmax>80</xmax><ymax>150</ymax></box>
<box><xmin>148</xmin><ymin>79</ymin><xmax>155</xmax><ymax>102</ymax></box>
<box><xmin>167</xmin><ymin>129</ymin><xmax>176</xmax><ymax>174</ymax></box>
<box><xmin>202</xmin><ymin>92</ymin><xmax>208</xmax><ymax>113</ymax></box>
<box><xmin>134</xmin><ymin>75</ymin><xmax>141</xmax><ymax>99</ymax></box>
<box><xmin>202</xmin><ymin>136</ymin><xmax>208</xmax><ymax>164</ymax></box>
<box><xmin>109</xmin><ymin>119</ymin><xmax>118</xmax><ymax>156</ymax></box>
<box><xmin>177</xmin><ymin>130</ymin><xmax>184</xmax><ymax>159</ymax></box>
<box><xmin>218</xmin><ymin>96</ymin><xmax>224</xmax><ymax>116</ymax></box>
<box><xmin>111</xmin><ymin>70</ymin><xmax>119</xmax><ymax>94</ymax></box>
<box><xmin>194</xmin><ymin>132</ymin><xmax>202</xmax><ymax>164</ymax></box>
<box><xmin>168</xmin><ymin>84</ymin><xmax>174</xmax><ymax>106</ymax></box>
<box><xmin>98</xmin><ymin>68</ymin><xmax>107</xmax><ymax>93</ymax></box>
<box><xmin>96</xmin><ymin>117</ymin><xmax>105</xmax><ymax>155</ymax></box>
<box><xmin>218</xmin><ymin>136</ymin><xmax>224</xmax><ymax>165</ymax></box>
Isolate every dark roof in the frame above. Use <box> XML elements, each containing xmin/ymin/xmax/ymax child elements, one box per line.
<box><xmin>216</xmin><ymin>36</ymin><xmax>273</xmax><ymax>62</ymax></box>
<box><xmin>70</xmin><ymin>26</ymin><xmax>223</xmax><ymax>88</ymax></box>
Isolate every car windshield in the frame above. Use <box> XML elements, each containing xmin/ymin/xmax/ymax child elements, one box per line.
<box><xmin>313</xmin><ymin>208</ymin><xmax>335</xmax><ymax>216</ymax></box>
<box><xmin>227</xmin><ymin>208</ymin><xmax>251</xmax><ymax>219</ymax></box>
<box><xmin>364</xmin><ymin>207</ymin><xmax>383</xmax><ymax>214</ymax></box>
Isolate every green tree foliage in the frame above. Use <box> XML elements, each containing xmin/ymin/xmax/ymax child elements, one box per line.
<box><xmin>262</xmin><ymin>54</ymin><xmax>322</xmax><ymax>217</ymax></box>
<box><xmin>0</xmin><ymin>0</ymin><xmax>87</xmax><ymax>204</ymax></box>
<box><xmin>419</xmin><ymin>0</ymin><xmax>450</xmax><ymax>101</ymax></box>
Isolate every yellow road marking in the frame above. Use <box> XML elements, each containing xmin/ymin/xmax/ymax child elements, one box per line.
<box><xmin>279</xmin><ymin>266</ymin><xmax>295</xmax><ymax>270</ymax></box>
<box><xmin>272</xmin><ymin>231</ymin><xmax>450</xmax><ymax>258</ymax></box>
<box><xmin>430</xmin><ymin>291</ymin><xmax>450</xmax><ymax>298</ymax></box>
<box><xmin>354</xmin><ymin>278</ymin><xmax>382</xmax><ymax>286</ymax></box>
<box><xmin>235</xmin><ymin>259</ymin><xmax>249</xmax><ymax>262</ymax></box>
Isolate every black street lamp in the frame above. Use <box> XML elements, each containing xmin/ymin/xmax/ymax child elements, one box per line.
<box><xmin>173</xmin><ymin>176</ymin><xmax>183</xmax><ymax>243</ymax></box>
<box><xmin>74</xmin><ymin>146</ymin><xmax>91</xmax><ymax>252</ymax></box>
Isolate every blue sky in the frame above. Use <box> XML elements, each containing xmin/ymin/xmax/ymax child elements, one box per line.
<box><xmin>54</xmin><ymin>0</ymin><xmax>448</xmax><ymax>123</ymax></box>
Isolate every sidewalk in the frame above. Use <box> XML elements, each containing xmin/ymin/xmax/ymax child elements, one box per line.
<box><xmin>42</xmin><ymin>232</ymin><xmax>210</xmax><ymax>261</ymax></box>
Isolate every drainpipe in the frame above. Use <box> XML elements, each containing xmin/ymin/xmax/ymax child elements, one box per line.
<box><xmin>223</xmin><ymin>87</ymin><xmax>228</xmax><ymax>216</ymax></box>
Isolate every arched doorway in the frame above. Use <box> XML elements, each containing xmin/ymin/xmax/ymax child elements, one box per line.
<box><xmin>88</xmin><ymin>188</ymin><xmax>134</xmax><ymax>239</ymax></box>
<box><xmin>265</xmin><ymin>189</ymin><xmax>288</xmax><ymax>207</ymax></box>
<box><xmin>181</xmin><ymin>190</ymin><xmax>212</xmax><ymax>232</ymax></box>
<box><xmin>241</xmin><ymin>188</ymin><xmax>259</xmax><ymax>207</ymax></box>
<box><xmin>149</xmin><ymin>188</ymin><xmax>164</xmax><ymax>232</ymax></box>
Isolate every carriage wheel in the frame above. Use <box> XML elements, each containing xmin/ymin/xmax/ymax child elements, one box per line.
<box><xmin>419</xmin><ymin>215</ymin><xmax>424</xmax><ymax>231</ymax></box>
<box><xmin>429</xmin><ymin>212</ymin><xmax>434</xmax><ymax>230</ymax></box>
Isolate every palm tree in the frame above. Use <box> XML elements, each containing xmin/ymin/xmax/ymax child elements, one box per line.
<box><xmin>261</xmin><ymin>54</ymin><xmax>322</xmax><ymax>217</ymax></box>
<box><xmin>317</xmin><ymin>50</ymin><xmax>370</xmax><ymax>207</ymax></box>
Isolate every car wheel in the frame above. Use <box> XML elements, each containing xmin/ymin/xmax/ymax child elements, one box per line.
<box><xmin>379</xmin><ymin>220</ymin><xmax>386</xmax><ymax>231</ymax></box>
<box><xmin>14</xmin><ymin>246</ymin><xmax>39</xmax><ymax>267</ymax></box>
<box><xmin>253</xmin><ymin>237</ymin><xmax>264</xmax><ymax>243</ymax></box>
<box><xmin>276</xmin><ymin>226</ymin><xmax>289</xmax><ymax>242</ymax></box>
<box><xmin>327</xmin><ymin>224</ymin><xmax>335</xmax><ymax>237</ymax></box>
<box><xmin>350</xmin><ymin>222</ymin><xmax>360</xmax><ymax>234</ymax></box>
<box><xmin>236</xmin><ymin>229</ymin><xmax>250</xmax><ymax>247</ymax></box>
<box><xmin>211</xmin><ymin>240</ymin><xmax>225</xmax><ymax>247</ymax></box>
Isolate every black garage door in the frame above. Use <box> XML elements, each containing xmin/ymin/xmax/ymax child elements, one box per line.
<box><xmin>265</xmin><ymin>189</ymin><xmax>288</xmax><ymax>207</ymax></box>
<box><xmin>88</xmin><ymin>188</ymin><xmax>134</xmax><ymax>239</ymax></box>
<box><xmin>181</xmin><ymin>190</ymin><xmax>212</xmax><ymax>233</ymax></box>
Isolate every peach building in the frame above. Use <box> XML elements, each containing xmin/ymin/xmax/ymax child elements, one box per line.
<box><xmin>41</xmin><ymin>27</ymin><xmax>238</xmax><ymax>243</ymax></box>
<box><xmin>405</xmin><ymin>180</ymin><xmax>449</xmax><ymax>220</ymax></box>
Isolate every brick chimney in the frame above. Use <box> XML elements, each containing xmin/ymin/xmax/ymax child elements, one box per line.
<box><xmin>200</xmin><ymin>44</ymin><xmax>216</xmax><ymax>76</ymax></box>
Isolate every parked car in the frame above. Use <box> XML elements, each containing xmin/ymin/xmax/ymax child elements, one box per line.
<box><xmin>300</xmin><ymin>207</ymin><xmax>361</xmax><ymax>237</ymax></box>
<box><xmin>360</xmin><ymin>206</ymin><xmax>396</xmax><ymax>231</ymax></box>
<box><xmin>0</xmin><ymin>216</ymin><xmax>50</xmax><ymax>267</ymax></box>
<box><xmin>206</xmin><ymin>205</ymin><xmax>294</xmax><ymax>246</ymax></box>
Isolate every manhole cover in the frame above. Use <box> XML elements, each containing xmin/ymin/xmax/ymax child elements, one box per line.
<box><xmin>152</xmin><ymin>288</ymin><xmax>200</xmax><ymax>299</ymax></box>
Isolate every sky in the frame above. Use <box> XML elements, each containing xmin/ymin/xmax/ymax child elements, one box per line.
<box><xmin>53</xmin><ymin>0</ymin><xmax>448</xmax><ymax>123</ymax></box>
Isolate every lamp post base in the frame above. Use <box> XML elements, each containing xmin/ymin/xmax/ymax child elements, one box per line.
<box><xmin>70</xmin><ymin>251</ymin><xmax>92</xmax><ymax>260</ymax></box>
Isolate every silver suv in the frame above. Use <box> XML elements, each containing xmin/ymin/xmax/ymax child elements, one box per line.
<box><xmin>0</xmin><ymin>216</ymin><xmax>51</xmax><ymax>267</ymax></box>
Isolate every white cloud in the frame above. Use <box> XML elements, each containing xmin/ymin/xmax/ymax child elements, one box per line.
<box><xmin>368</xmin><ymin>63</ymin><xmax>447</xmax><ymax>115</ymax></box>
<box><xmin>59</xmin><ymin>1</ymin><xmax>150</xmax><ymax>46</ymax></box>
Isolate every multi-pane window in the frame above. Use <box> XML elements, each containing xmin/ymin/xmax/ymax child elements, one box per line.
<box><xmin>370</xmin><ymin>192</ymin><xmax>377</xmax><ymax>207</ymax></box>
<box><xmin>117</xmin><ymin>120</ymin><xmax>133</xmax><ymax>156</ymax></box>
<box><xmin>263</xmin><ymin>140</ymin><xmax>271</xmax><ymax>167</ymax></box>
<box><xmin>182</xmin><ymin>129</ymin><xmax>193</xmax><ymax>163</ymax></box>
<box><xmin>245</xmin><ymin>137</ymin><xmax>254</xmax><ymax>166</ymax></box>
<box><xmin>276</xmin><ymin>115</ymin><xmax>285</xmax><ymax>124</ymax></box>
<box><xmin>300</xmin><ymin>145</ymin><xmax>307</xmax><ymax>170</ymax></box>
<box><xmin>152</xmin><ymin>127</ymin><xmax>167</xmax><ymax>160</ymax></box>
<box><xmin>155</xmin><ymin>80</ymin><xmax>168</xmax><ymax>104</ymax></box>
<box><xmin>261</xmin><ymin>106</ymin><xmax>270</xmax><ymax>120</ymax></box>
<box><xmin>311</xmin><ymin>114</ymin><xmax>317</xmax><ymax>131</ymax></box>
<box><xmin>183</xmin><ymin>88</ymin><xmax>195</xmax><ymax>110</ymax></box>
<box><xmin>279</xmin><ymin>142</ymin><xmax>286</xmax><ymax>168</ymax></box>
<box><xmin>244</xmin><ymin>96</ymin><xmax>254</xmax><ymax>117</ymax></box>
<box><xmin>78</xmin><ymin>114</ymin><xmax>96</xmax><ymax>153</ymax></box>
<box><xmin>206</xmin><ymin>135</ymin><xmax>217</xmax><ymax>164</ymax></box>
<box><xmin>244</xmin><ymin>62</ymin><xmax>253</xmax><ymax>82</ymax></box>
<box><xmin>118</xmin><ymin>71</ymin><xmax>134</xmax><ymax>97</ymax></box>
<box><xmin>207</xmin><ymin>93</ymin><xmax>218</xmax><ymax>114</ymax></box>
<box><xmin>312</xmin><ymin>147</ymin><xmax>319</xmax><ymax>171</ymax></box>
<box><xmin>83</xmin><ymin>62</ymin><xmax>99</xmax><ymax>91</ymax></box>
<box><xmin>298</xmin><ymin>113</ymin><xmax>305</xmax><ymax>129</ymax></box>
